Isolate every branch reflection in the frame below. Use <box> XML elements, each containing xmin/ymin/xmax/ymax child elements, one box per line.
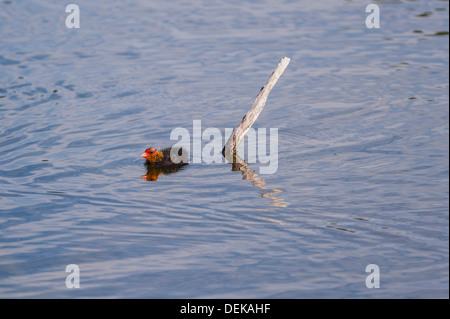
<box><xmin>226</xmin><ymin>152</ymin><xmax>288</xmax><ymax>208</ymax></box>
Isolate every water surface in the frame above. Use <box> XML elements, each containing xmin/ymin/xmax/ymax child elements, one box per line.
<box><xmin>0</xmin><ymin>0</ymin><xmax>448</xmax><ymax>298</ymax></box>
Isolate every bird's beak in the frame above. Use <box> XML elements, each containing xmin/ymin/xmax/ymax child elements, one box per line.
<box><xmin>141</xmin><ymin>152</ymin><xmax>148</xmax><ymax>158</ymax></box>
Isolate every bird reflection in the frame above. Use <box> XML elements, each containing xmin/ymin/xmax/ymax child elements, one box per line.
<box><xmin>225</xmin><ymin>152</ymin><xmax>288</xmax><ymax>208</ymax></box>
<box><xmin>141</xmin><ymin>165</ymin><xmax>187</xmax><ymax>181</ymax></box>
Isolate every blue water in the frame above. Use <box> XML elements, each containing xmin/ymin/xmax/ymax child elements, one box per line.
<box><xmin>0</xmin><ymin>0</ymin><xmax>448</xmax><ymax>298</ymax></box>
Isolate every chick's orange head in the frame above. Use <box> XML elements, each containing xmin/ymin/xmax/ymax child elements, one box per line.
<box><xmin>141</xmin><ymin>147</ymin><xmax>163</xmax><ymax>163</ymax></box>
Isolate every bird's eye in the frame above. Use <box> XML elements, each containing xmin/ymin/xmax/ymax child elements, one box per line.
<box><xmin>148</xmin><ymin>147</ymin><xmax>156</xmax><ymax>154</ymax></box>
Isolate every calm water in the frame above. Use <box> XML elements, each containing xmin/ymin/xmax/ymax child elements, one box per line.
<box><xmin>0</xmin><ymin>0</ymin><xmax>448</xmax><ymax>298</ymax></box>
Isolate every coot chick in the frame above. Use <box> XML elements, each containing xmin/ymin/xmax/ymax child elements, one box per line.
<box><xmin>141</xmin><ymin>146</ymin><xmax>189</xmax><ymax>169</ymax></box>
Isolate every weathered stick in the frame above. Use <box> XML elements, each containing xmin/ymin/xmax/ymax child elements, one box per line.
<box><xmin>222</xmin><ymin>57</ymin><xmax>290</xmax><ymax>158</ymax></box>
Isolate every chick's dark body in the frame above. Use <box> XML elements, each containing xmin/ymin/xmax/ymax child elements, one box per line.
<box><xmin>144</xmin><ymin>147</ymin><xmax>188</xmax><ymax>169</ymax></box>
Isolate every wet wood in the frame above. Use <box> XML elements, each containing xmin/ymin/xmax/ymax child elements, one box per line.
<box><xmin>222</xmin><ymin>57</ymin><xmax>290</xmax><ymax>159</ymax></box>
